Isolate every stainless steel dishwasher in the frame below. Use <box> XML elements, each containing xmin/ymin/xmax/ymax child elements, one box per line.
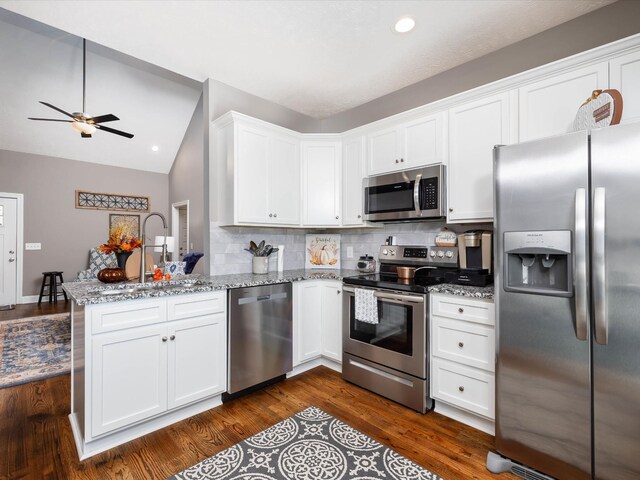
<box><xmin>225</xmin><ymin>282</ymin><xmax>292</xmax><ymax>398</ymax></box>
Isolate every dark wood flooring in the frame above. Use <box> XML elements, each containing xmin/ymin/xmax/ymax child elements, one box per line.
<box><xmin>0</xmin><ymin>301</ymin><xmax>70</xmax><ymax>323</ymax></box>
<box><xmin>0</xmin><ymin>366</ymin><xmax>516</xmax><ymax>480</ymax></box>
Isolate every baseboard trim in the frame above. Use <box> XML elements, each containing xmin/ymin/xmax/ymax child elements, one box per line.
<box><xmin>434</xmin><ymin>400</ymin><xmax>495</xmax><ymax>435</ymax></box>
<box><xmin>287</xmin><ymin>357</ymin><xmax>342</xmax><ymax>378</ymax></box>
<box><xmin>19</xmin><ymin>295</ymin><xmax>39</xmax><ymax>304</ymax></box>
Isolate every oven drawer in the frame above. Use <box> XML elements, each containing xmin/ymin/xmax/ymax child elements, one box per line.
<box><xmin>431</xmin><ymin>294</ymin><xmax>494</xmax><ymax>326</ymax></box>
<box><xmin>431</xmin><ymin>358</ymin><xmax>494</xmax><ymax>419</ymax></box>
<box><xmin>342</xmin><ymin>353</ymin><xmax>431</xmax><ymax>413</ymax></box>
<box><xmin>431</xmin><ymin>316</ymin><xmax>495</xmax><ymax>372</ymax></box>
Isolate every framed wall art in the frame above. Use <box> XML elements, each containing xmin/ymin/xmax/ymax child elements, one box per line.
<box><xmin>109</xmin><ymin>214</ymin><xmax>140</xmax><ymax>241</ymax></box>
<box><xmin>76</xmin><ymin>190</ymin><xmax>150</xmax><ymax>212</ymax></box>
<box><xmin>305</xmin><ymin>234</ymin><xmax>340</xmax><ymax>270</ymax></box>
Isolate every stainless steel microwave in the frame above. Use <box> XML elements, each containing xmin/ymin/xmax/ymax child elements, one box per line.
<box><xmin>363</xmin><ymin>164</ymin><xmax>446</xmax><ymax>222</ymax></box>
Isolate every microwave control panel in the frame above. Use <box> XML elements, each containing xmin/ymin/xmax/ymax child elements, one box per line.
<box><xmin>421</xmin><ymin>177</ymin><xmax>439</xmax><ymax>210</ymax></box>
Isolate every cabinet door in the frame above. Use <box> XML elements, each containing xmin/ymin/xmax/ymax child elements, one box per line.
<box><xmin>293</xmin><ymin>281</ymin><xmax>323</xmax><ymax>364</ymax></box>
<box><xmin>368</xmin><ymin>126</ymin><xmax>402</xmax><ymax>175</ymax></box>
<box><xmin>403</xmin><ymin>112</ymin><xmax>447</xmax><ymax>168</ymax></box>
<box><xmin>302</xmin><ymin>142</ymin><xmax>341</xmax><ymax>226</ymax></box>
<box><xmin>236</xmin><ymin>124</ymin><xmax>270</xmax><ymax>224</ymax></box>
<box><xmin>321</xmin><ymin>282</ymin><xmax>343</xmax><ymax>362</ymax></box>
<box><xmin>610</xmin><ymin>51</ymin><xmax>640</xmax><ymax>125</ymax></box>
<box><xmin>167</xmin><ymin>313</ymin><xmax>226</xmax><ymax>409</ymax></box>
<box><xmin>519</xmin><ymin>62</ymin><xmax>608</xmax><ymax>142</ymax></box>
<box><xmin>341</xmin><ymin>136</ymin><xmax>366</xmax><ymax>226</ymax></box>
<box><xmin>448</xmin><ymin>91</ymin><xmax>515</xmax><ymax>222</ymax></box>
<box><xmin>91</xmin><ymin>324</ymin><xmax>168</xmax><ymax>437</ymax></box>
<box><xmin>268</xmin><ymin>134</ymin><xmax>300</xmax><ymax>225</ymax></box>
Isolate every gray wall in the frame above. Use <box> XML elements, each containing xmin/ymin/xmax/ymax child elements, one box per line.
<box><xmin>320</xmin><ymin>0</ymin><xmax>640</xmax><ymax>132</ymax></box>
<box><xmin>169</xmin><ymin>93</ymin><xmax>205</xmax><ymax>274</ymax></box>
<box><xmin>0</xmin><ymin>149</ymin><xmax>169</xmax><ymax>297</ymax></box>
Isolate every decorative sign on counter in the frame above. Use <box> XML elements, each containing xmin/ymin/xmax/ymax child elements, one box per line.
<box><xmin>305</xmin><ymin>234</ymin><xmax>340</xmax><ymax>269</ymax></box>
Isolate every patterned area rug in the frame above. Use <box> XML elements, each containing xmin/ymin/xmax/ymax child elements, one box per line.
<box><xmin>169</xmin><ymin>406</ymin><xmax>444</xmax><ymax>480</ymax></box>
<box><xmin>0</xmin><ymin>314</ymin><xmax>71</xmax><ymax>389</ymax></box>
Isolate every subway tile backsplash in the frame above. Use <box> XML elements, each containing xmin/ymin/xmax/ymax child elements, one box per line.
<box><xmin>210</xmin><ymin>221</ymin><xmax>492</xmax><ymax>275</ymax></box>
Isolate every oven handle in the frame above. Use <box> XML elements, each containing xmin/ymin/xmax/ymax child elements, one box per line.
<box><xmin>342</xmin><ymin>286</ymin><xmax>424</xmax><ymax>304</ymax></box>
<box><xmin>413</xmin><ymin>173</ymin><xmax>422</xmax><ymax>215</ymax></box>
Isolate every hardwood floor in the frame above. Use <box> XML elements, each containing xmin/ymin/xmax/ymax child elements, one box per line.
<box><xmin>0</xmin><ymin>366</ymin><xmax>516</xmax><ymax>479</ymax></box>
<box><xmin>0</xmin><ymin>302</ymin><xmax>70</xmax><ymax>323</ymax></box>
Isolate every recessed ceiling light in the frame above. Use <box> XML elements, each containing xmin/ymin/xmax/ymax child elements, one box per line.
<box><xmin>394</xmin><ymin>16</ymin><xmax>416</xmax><ymax>34</ymax></box>
<box><xmin>151</xmin><ymin>145</ymin><xmax>159</xmax><ymax>152</ymax></box>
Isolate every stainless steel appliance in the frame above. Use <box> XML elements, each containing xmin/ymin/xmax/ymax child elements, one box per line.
<box><xmin>363</xmin><ymin>165</ymin><xmax>446</xmax><ymax>222</ymax></box>
<box><xmin>446</xmin><ymin>230</ymin><xmax>493</xmax><ymax>286</ymax></box>
<box><xmin>226</xmin><ymin>283</ymin><xmax>292</xmax><ymax>397</ymax></box>
<box><xmin>489</xmin><ymin>123</ymin><xmax>640</xmax><ymax>480</ymax></box>
<box><xmin>342</xmin><ymin>244</ymin><xmax>458</xmax><ymax>413</ymax></box>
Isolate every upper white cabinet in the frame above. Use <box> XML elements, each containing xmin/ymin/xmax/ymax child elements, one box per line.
<box><xmin>341</xmin><ymin>135</ymin><xmax>366</xmax><ymax>226</ymax></box>
<box><xmin>610</xmin><ymin>50</ymin><xmax>640</xmax><ymax>124</ymax></box>
<box><xmin>448</xmin><ymin>91</ymin><xmax>516</xmax><ymax>223</ymax></box>
<box><xmin>367</xmin><ymin>111</ymin><xmax>446</xmax><ymax>176</ymax></box>
<box><xmin>519</xmin><ymin>62</ymin><xmax>608</xmax><ymax>142</ymax></box>
<box><xmin>302</xmin><ymin>140</ymin><xmax>342</xmax><ymax>226</ymax></box>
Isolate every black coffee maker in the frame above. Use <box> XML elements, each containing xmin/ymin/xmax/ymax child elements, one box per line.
<box><xmin>446</xmin><ymin>230</ymin><xmax>493</xmax><ymax>286</ymax></box>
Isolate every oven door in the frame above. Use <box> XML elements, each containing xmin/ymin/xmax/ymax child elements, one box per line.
<box><xmin>342</xmin><ymin>286</ymin><xmax>427</xmax><ymax>379</ymax></box>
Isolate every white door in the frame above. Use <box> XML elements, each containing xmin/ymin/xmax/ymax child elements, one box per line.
<box><xmin>403</xmin><ymin>112</ymin><xmax>447</xmax><ymax>168</ymax></box>
<box><xmin>91</xmin><ymin>324</ymin><xmax>168</xmax><ymax>437</ymax></box>
<box><xmin>610</xmin><ymin>50</ymin><xmax>640</xmax><ymax>125</ymax></box>
<box><xmin>368</xmin><ymin>126</ymin><xmax>402</xmax><ymax>175</ymax></box>
<box><xmin>0</xmin><ymin>197</ymin><xmax>17</xmax><ymax>307</ymax></box>
<box><xmin>293</xmin><ymin>281</ymin><xmax>323</xmax><ymax>365</ymax></box>
<box><xmin>341</xmin><ymin>136</ymin><xmax>366</xmax><ymax>226</ymax></box>
<box><xmin>321</xmin><ymin>282</ymin><xmax>343</xmax><ymax>362</ymax></box>
<box><xmin>302</xmin><ymin>142</ymin><xmax>341</xmax><ymax>226</ymax></box>
<box><xmin>268</xmin><ymin>134</ymin><xmax>300</xmax><ymax>225</ymax></box>
<box><xmin>236</xmin><ymin>124</ymin><xmax>270</xmax><ymax>224</ymax></box>
<box><xmin>167</xmin><ymin>314</ymin><xmax>226</xmax><ymax>409</ymax></box>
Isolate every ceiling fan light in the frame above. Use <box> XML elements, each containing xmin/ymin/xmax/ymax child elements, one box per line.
<box><xmin>71</xmin><ymin>121</ymin><xmax>97</xmax><ymax>135</ymax></box>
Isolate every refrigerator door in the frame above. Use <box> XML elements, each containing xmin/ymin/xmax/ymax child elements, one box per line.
<box><xmin>494</xmin><ymin>131</ymin><xmax>591</xmax><ymax>479</ymax></box>
<box><xmin>591</xmin><ymin>123</ymin><xmax>640</xmax><ymax>480</ymax></box>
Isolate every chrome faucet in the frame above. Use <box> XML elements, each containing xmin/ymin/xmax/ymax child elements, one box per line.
<box><xmin>140</xmin><ymin>212</ymin><xmax>168</xmax><ymax>283</ymax></box>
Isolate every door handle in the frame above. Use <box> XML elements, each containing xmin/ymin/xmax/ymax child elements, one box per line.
<box><xmin>593</xmin><ymin>187</ymin><xmax>608</xmax><ymax>345</ymax></box>
<box><xmin>8</xmin><ymin>258</ymin><xmax>15</xmax><ymax>262</ymax></box>
<box><xmin>574</xmin><ymin>188</ymin><xmax>588</xmax><ymax>341</ymax></box>
<box><xmin>413</xmin><ymin>173</ymin><xmax>422</xmax><ymax>215</ymax></box>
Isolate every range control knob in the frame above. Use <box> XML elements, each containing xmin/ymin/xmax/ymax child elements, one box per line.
<box><xmin>445</xmin><ymin>251</ymin><xmax>453</xmax><ymax>258</ymax></box>
<box><xmin>437</xmin><ymin>251</ymin><xmax>445</xmax><ymax>258</ymax></box>
<box><xmin>382</xmin><ymin>249</ymin><xmax>388</xmax><ymax>255</ymax></box>
<box><xmin>388</xmin><ymin>249</ymin><xmax>395</xmax><ymax>255</ymax></box>
<box><xmin>429</xmin><ymin>251</ymin><xmax>436</xmax><ymax>258</ymax></box>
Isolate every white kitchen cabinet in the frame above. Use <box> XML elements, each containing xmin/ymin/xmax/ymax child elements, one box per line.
<box><xmin>448</xmin><ymin>91</ymin><xmax>516</xmax><ymax>223</ymax></box>
<box><xmin>341</xmin><ymin>135</ymin><xmax>366</xmax><ymax>226</ymax></box>
<box><xmin>302</xmin><ymin>141</ymin><xmax>341</xmax><ymax>226</ymax></box>
<box><xmin>430</xmin><ymin>293</ymin><xmax>495</xmax><ymax>434</ymax></box>
<box><xmin>610</xmin><ymin>50</ymin><xmax>640</xmax><ymax>125</ymax></box>
<box><xmin>293</xmin><ymin>280</ymin><xmax>343</xmax><ymax>366</ymax></box>
<box><xmin>519</xmin><ymin>62</ymin><xmax>608</xmax><ymax>142</ymax></box>
<box><xmin>367</xmin><ymin>112</ymin><xmax>446</xmax><ymax>176</ymax></box>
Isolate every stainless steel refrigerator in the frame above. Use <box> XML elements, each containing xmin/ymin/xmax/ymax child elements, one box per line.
<box><xmin>488</xmin><ymin>122</ymin><xmax>640</xmax><ymax>480</ymax></box>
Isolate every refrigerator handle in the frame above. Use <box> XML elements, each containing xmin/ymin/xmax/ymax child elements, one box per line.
<box><xmin>593</xmin><ymin>187</ymin><xmax>608</xmax><ymax>345</ymax></box>
<box><xmin>574</xmin><ymin>188</ymin><xmax>589</xmax><ymax>341</ymax></box>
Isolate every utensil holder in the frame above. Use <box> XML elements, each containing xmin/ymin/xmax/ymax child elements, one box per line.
<box><xmin>252</xmin><ymin>256</ymin><xmax>269</xmax><ymax>274</ymax></box>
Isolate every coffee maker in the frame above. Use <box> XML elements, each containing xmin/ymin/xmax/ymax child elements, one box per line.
<box><xmin>446</xmin><ymin>230</ymin><xmax>493</xmax><ymax>286</ymax></box>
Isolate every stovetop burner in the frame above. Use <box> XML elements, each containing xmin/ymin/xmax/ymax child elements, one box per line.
<box><xmin>343</xmin><ymin>272</ymin><xmax>448</xmax><ymax>294</ymax></box>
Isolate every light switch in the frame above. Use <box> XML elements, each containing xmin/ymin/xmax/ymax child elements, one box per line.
<box><xmin>347</xmin><ymin>246</ymin><xmax>354</xmax><ymax>258</ymax></box>
<box><xmin>25</xmin><ymin>243</ymin><xmax>41</xmax><ymax>250</ymax></box>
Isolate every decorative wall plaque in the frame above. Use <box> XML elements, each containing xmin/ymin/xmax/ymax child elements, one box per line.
<box><xmin>75</xmin><ymin>190</ymin><xmax>150</xmax><ymax>212</ymax></box>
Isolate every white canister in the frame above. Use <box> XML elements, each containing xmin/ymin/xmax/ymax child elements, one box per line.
<box><xmin>252</xmin><ymin>256</ymin><xmax>269</xmax><ymax>274</ymax></box>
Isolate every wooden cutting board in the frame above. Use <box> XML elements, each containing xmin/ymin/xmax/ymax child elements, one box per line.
<box><xmin>125</xmin><ymin>250</ymin><xmax>155</xmax><ymax>281</ymax></box>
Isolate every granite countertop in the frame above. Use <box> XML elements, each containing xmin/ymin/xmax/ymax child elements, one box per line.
<box><xmin>63</xmin><ymin>268</ymin><xmax>493</xmax><ymax>305</ymax></box>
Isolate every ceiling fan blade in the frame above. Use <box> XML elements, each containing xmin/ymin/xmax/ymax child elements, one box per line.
<box><xmin>95</xmin><ymin>124</ymin><xmax>134</xmax><ymax>139</ymax></box>
<box><xmin>81</xmin><ymin>132</ymin><xmax>92</xmax><ymax>138</ymax></box>
<box><xmin>28</xmin><ymin>118</ymin><xmax>73</xmax><ymax>122</ymax></box>
<box><xmin>39</xmin><ymin>101</ymin><xmax>76</xmax><ymax>119</ymax></box>
<box><xmin>88</xmin><ymin>114</ymin><xmax>120</xmax><ymax>124</ymax></box>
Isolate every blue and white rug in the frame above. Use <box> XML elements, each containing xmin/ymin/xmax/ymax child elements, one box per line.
<box><xmin>169</xmin><ymin>406</ymin><xmax>444</xmax><ymax>480</ymax></box>
<box><xmin>0</xmin><ymin>314</ymin><xmax>71</xmax><ymax>389</ymax></box>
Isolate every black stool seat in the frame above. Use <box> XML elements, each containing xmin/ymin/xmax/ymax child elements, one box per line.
<box><xmin>38</xmin><ymin>271</ymin><xmax>68</xmax><ymax>304</ymax></box>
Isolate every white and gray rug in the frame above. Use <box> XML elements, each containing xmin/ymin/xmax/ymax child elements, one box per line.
<box><xmin>168</xmin><ymin>406</ymin><xmax>444</xmax><ymax>480</ymax></box>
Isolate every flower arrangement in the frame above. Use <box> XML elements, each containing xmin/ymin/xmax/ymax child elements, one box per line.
<box><xmin>98</xmin><ymin>225</ymin><xmax>142</xmax><ymax>254</ymax></box>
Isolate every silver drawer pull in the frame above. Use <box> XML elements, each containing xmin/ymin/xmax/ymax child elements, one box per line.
<box><xmin>170</xmin><ymin>335</ymin><xmax>176</xmax><ymax>341</ymax></box>
<box><xmin>458</xmin><ymin>386</ymin><xmax>465</xmax><ymax>392</ymax></box>
<box><xmin>458</xmin><ymin>307</ymin><xmax>464</xmax><ymax>313</ymax></box>
<box><xmin>162</xmin><ymin>336</ymin><xmax>168</xmax><ymax>342</ymax></box>
<box><xmin>458</xmin><ymin>342</ymin><xmax>464</xmax><ymax>348</ymax></box>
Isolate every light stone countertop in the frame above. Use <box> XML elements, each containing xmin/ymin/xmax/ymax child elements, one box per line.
<box><xmin>63</xmin><ymin>269</ymin><xmax>493</xmax><ymax>305</ymax></box>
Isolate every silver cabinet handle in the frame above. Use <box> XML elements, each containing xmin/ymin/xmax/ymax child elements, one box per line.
<box><xmin>335</xmin><ymin>215</ymin><xmax>339</xmax><ymax>220</ymax></box>
<box><xmin>458</xmin><ymin>342</ymin><xmax>464</xmax><ymax>348</ymax></box>
<box><xmin>170</xmin><ymin>335</ymin><xmax>176</xmax><ymax>341</ymax></box>
<box><xmin>593</xmin><ymin>187</ymin><xmax>608</xmax><ymax>345</ymax></box>
<box><xmin>413</xmin><ymin>173</ymin><xmax>422</xmax><ymax>215</ymax></box>
<box><xmin>336</xmin><ymin>290</ymin><xmax>340</xmax><ymax>295</ymax></box>
<box><xmin>269</xmin><ymin>213</ymin><xmax>273</xmax><ymax>218</ymax></box>
<box><xmin>273</xmin><ymin>213</ymin><xmax>277</xmax><ymax>218</ymax></box>
<box><xmin>574</xmin><ymin>188</ymin><xmax>589</xmax><ymax>341</ymax></box>
<box><xmin>9</xmin><ymin>250</ymin><xmax>14</xmax><ymax>254</ymax></box>
<box><xmin>458</xmin><ymin>307</ymin><xmax>464</xmax><ymax>313</ymax></box>
<box><xmin>400</xmin><ymin>158</ymin><xmax>404</xmax><ymax>163</ymax></box>
<box><xmin>449</xmin><ymin>208</ymin><xmax>453</xmax><ymax>212</ymax></box>
<box><xmin>458</xmin><ymin>386</ymin><xmax>465</xmax><ymax>392</ymax></box>
<box><xmin>357</xmin><ymin>214</ymin><xmax>361</xmax><ymax>218</ymax></box>
<box><xmin>8</xmin><ymin>258</ymin><xmax>15</xmax><ymax>262</ymax></box>
<box><xmin>395</xmin><ymin>159</ymin><xmax>399</xmax><ymax>163</ymax></box>
<box><xmin>162</xmin><ymin>336</ymin><xmax>168</xmax><ymax>342</ymax></box>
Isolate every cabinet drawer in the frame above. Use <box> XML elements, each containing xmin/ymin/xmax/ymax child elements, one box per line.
<box><xmin>431</xmin><ymin>294</ymin><xmax>494</xmax><ymax>325</ymax></box>
<box><xmin>91</xmin><ymin>300</ymin><xmax>166</xmax><ymax>333</ymax></box>
<box><xmin>167</xmin><ymin>291</ymin><xmax>226</xmax><ymax>321</ymax></box>
<box><xmin>432</xmin><ymin>358</ymin><xmax>494</xmax><ymax>419</ymax></box>
<box><xmin>432</xmin><ymin>316</ymin><xmax>494</xmax><ymax>372</ymax></box>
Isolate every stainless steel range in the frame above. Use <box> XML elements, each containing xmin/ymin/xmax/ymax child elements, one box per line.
<box><xmin>342</xmin><ymin>244</ymin><xmax>458</xmax><ymax>413</ymax></box>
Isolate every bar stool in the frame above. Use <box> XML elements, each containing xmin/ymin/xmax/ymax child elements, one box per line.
<box><xmin>38</xmin><ymin>271</ymin><xmax>68</xmax><ymax>304</ymax></box>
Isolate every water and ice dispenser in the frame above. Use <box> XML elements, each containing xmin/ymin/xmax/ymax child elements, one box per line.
<box><xmin>504</xmin><ymin>230</ymin><xmax>573</xmax><ymax>296</ymax></box>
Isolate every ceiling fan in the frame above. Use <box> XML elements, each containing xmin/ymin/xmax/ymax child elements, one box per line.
<box><xmin>28</xmin><ymin>39</ymin><xmax>134</xmax><ymax>139</ymax></box>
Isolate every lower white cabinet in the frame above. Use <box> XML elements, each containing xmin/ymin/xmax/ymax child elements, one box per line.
<box><xmin>71</xmin><ymin>291</ymin><xmax>227</xmax><ymax>459</ymax></box>
<box><xmin>293</xmin><ymin>280</ymin><xmax>342</xmax><ymax>366</ymax></box>
<box><xmin>430</xmin><ymin>293</ymin><xmax>495</xmax><ymax>434</ymax></box>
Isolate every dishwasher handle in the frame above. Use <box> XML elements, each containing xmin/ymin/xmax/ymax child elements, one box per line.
<box><xmin>237</xmin><ymin>291</ymin><xmax>288</xmax><ymax>305</ymax></box>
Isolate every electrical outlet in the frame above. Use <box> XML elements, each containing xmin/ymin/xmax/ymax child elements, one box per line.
<box><xmin>347</xmin><ymin>246</ymin><xmax>354</xmax><ymax>258</ymax></box>
<box><xmin>25</xmin><ymin>243</ymin><xmax>41</xmax><ymax>250</ymax></box>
